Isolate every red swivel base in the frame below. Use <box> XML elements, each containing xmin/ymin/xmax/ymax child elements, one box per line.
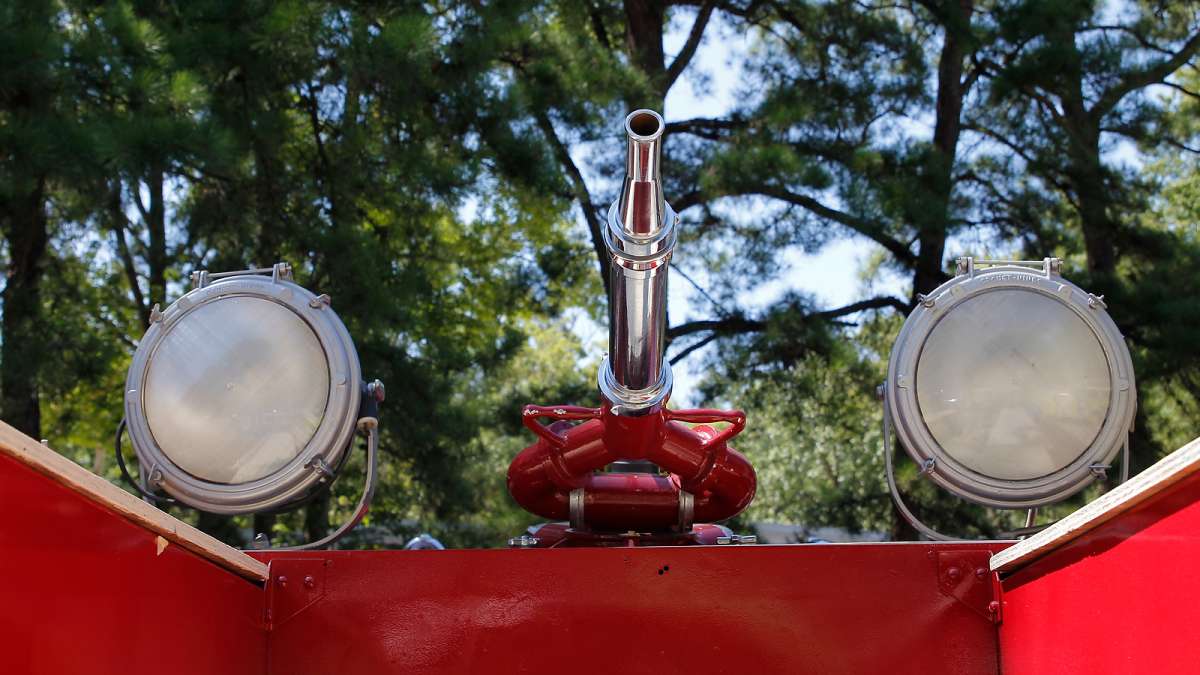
<box><xmin>508</xmin><ymin>401</ymin><xmax>756</xmax><ymax>544</ymax></box>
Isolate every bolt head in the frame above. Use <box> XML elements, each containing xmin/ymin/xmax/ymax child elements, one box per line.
<box><xmin>304</xmin><ymin>575</ymin><xmax>315</xmax><ymax>588</ymax></box>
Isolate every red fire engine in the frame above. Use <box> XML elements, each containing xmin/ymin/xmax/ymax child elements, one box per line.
<box><xmin>1</xmin><ymin>109</ymin><xmax>1197</xmax><ymax>674</ymax></box>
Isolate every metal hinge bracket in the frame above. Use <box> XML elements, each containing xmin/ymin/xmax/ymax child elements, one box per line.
<box><xmin>264</xmin><ymin>558</ymin><xmax>329</xmax><ymax>631</ymax></box>
<box><xmin>934</xmin><ymin>549</ymin><xmax>1002</xmax><ymax>624</ymax></box>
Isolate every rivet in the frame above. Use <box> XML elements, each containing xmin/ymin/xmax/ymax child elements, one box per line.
<box><xmin>304</xmin><ymin>575</ymin><xmax>315</xmax><ymax>588</ymax></box>
<box><xmin>277</xmin><ymin>576</ymin><xmax>288</xmax><ymax>587</ymax></box>
<box><xmin>947</xmin><ymin>566</ymin><xmax>961</xmax><ymax>582</ymax></box>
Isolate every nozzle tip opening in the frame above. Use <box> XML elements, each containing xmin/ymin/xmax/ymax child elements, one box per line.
<box><xmin>626</xmin><ymin>109</ymin><xmax>664</xmax><ymax>140</ymax></box>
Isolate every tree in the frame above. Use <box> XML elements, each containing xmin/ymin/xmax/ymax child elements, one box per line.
<box><xmin>0</xmin><ymin>1</ymin><xmax>65</xmax><ymax>437</ymax></box>
<box><xmin>7</xmin><ymin>0</ymin><xmax>1200</xmax><ymax>546</ymax></box>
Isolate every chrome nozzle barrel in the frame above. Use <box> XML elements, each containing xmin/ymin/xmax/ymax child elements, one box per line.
<box><xmin>599</xmin><ymin>109</ymin><xmax>677</xmax><ymax>414</ymax></box>
<box><xmin>618</xmin><ymin>111</ymin><xmax>668</xmax><ymax>236</ymax></box>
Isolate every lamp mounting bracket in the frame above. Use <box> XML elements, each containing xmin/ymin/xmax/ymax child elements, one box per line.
<box><xmin>955</xmin><ymin>256</ymin><xmax>1062</xmax><ymax>278</ymax></box>
<box><xmin>191</xmin><ymin>262</ymin><xmax>294</xmax><ymax>290</ymax></box>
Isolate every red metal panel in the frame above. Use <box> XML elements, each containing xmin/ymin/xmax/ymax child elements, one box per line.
<box><xmin>1000</xmin><ymin>469</ymin><xmax>1200</xmax><ymax>675</ymax></box>
<box><xmin>0</xmin><ymin>453</ymin><xmax>266</xmax><ymax>675</ymax></box>
<box><xmin>256</xmin><ymin>542</ymin><xmax>1005</xmax><ymax>675</ymax></box>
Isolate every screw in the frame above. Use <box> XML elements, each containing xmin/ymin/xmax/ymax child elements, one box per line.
<box><xmin>277</xmin><ymin>576</ymin><xmax>288</xmax><ymax>587</ymax></box>
<box><xmin>304</xmin><ymin>575</ymin><xmax>315</xmax><ymax>588</ymax></box>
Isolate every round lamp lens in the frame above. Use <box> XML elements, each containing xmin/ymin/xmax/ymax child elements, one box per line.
<box><xmin>916</xmin><ymin>289</ymin><xmax>1111</xmax><ymax>480</ymax></box>
<box><xmin>143</xmin><ymin>296</ymin><xmax>330</xmax><ymax>484</ymax></box>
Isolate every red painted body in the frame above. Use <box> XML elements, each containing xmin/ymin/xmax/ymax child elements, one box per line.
<box><xmin>999</xmin><ymin>469</ymin><xmax>1200</xmax><ymax>675</ymax></box>
<box><xmin>509</xmin><ymin>403</ymin><xmax>756</xmax><ymax>533</ymax></box>
<box><xmin>11</xmin><ymin>430</ymin><xmax>1200</xmax><ymax>673</ymax></box>
<box><xmin>0</xmin><ymin>453</ymin><xmax>265</xmax><ymax>675</ymax></box>
<box><xmin>253</xmin><ymin>542</ymin><xmax>1005</xmax><ymax>675</ymax></box>
<box><xmin>0</xmin><ymin>447</ymin><xmax>1007</xmax><ymax>675</ymax></box>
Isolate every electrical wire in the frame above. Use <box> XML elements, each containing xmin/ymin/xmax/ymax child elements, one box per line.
<box><xmin>266</xmin><ymin>417</ymin><xmax>379</xmax><ymax>551</ymax></box>
<box><xmin>114</xmin><ymin>418</ymin><xmax>177</xmax><ymax>505</ymax></box>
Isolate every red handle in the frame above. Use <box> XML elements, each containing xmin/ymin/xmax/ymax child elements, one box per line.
<box><xmin>522</xmin><ymin>405</ymin><xmax>601</xmax><ymax>448</ymax></box>
<box><xmin>666</xmin><ymin>408</ymin><xmax>746</xmax><ymax>447</ymax></box>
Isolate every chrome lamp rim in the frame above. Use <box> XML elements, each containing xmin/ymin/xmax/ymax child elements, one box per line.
<box><xmin>123</xmin><ymin>267</ymin><xmax>362</xmax><ymax>514</ymax></box>
<box><xmin>885</xmin><ymin>258</ymin><xmax>1136</xmax><ymax>509</ymax></box>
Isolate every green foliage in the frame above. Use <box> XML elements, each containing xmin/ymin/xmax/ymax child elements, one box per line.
<box><xmin>4</xmin><ymin>0</ymin><xmax>1200</xmax><ymax>548</ymax></box>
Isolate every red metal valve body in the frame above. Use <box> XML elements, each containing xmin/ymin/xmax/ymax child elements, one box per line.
<box><xmin>507</xmin><ymin>400</ymin><xmax>756</xmax><ymax>536</ymax></box>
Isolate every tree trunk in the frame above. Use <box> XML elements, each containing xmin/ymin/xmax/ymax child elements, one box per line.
<box><xmin>147</xmin><ymin>166</ymin><xmax>168</xmax><ymax>307</ymax></box>
<box><xmin>252</xmin><ymin>512</ymin><xmax>277</xmax><ymax>541</ymax></box>
<box><xmin>1069</xmin><ymin>141</ymin><xmax>1118</xmax><ymax>282</ymax></box>
<box><xmin>911</xmin><ymin>0</ymin><xmax>974</xmax><ymax>301</ymax></box>
<box><xmin>1</xmin><ymin>177</ymin><xmax>49</xmax><ymax>437</ymax></box>
<box><xmin>253</xmin><ymin>138</ymin><xmax>283</xmax><ymax>265</ymax></box>
<box><xmin>624</xmin><ymin>0</ymin><xmax>667</xmax><ymax>110</ymax></box>
<box><xmin>304</xmin><ymin>491</ymin><xmax>331</xmax><ymax>543</ymax></box>
<box><xmin>1053</xmin><ymin>22</ymin><xmax>1119</xmax><ymax>286</ymax></box>
<box><xmin>197</xmin><ymin>511</ymin><xmax>241</xmax><ymax>545</ymax></box>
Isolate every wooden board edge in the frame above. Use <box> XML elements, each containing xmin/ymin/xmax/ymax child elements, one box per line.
<box><xmin>991</xmin><ymin>436</ymin><xmax>1200</xmax><ymax>573</ymax></box>
<box><xmin>0</xmin><ymin>420</ymin><xmax>269</xmax><ymax>583</ymax></box>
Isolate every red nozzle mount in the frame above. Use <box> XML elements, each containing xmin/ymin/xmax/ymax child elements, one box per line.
<box><xmin>507</xmin><ymin>110</ymin><xmax>757</xmax><ymax>545</ymax></box>
<box><xmin>507</xmin><ymin>400</ymin><xmax>756</xmax><ymax>540</ymax></box>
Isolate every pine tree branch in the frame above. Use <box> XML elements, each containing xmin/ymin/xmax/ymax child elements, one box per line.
<box><xmin>1158</xmin><ymin>79</ymin><xmax>1200</xmax><ymax>103</ymax></box>
<box><xmin>668</xmin><ymin>315</ymin><xmax>765</xmax><ymax>340</ymax></box>
<box><xmin>750</xmin><ymin>186</ymin><xmax>918</xmax><ymax>266</ymax></box>
<box><xmin>533</xmin><ymin>110</ymin><xmax>612</xmax><ymax>294</ymax></box>
<box><xmin>813</xmin><ymin>295</ymin><xmax>910</xmax><ymax>318</ymax></box>
<box><xmin>667</xmin><ymin>295</ymin><xmax>908</xmax><ymax>342</ymax></box>
<box><xmin>586</xmin><ymin>0</ymin><xmax>612</xmax><ymax>50</ymax></box>
<box><xmin>671</xmin><ymin>180</ymin><xmax>915</xmax><ymax>267</ymax></box>
<box><xmin>673</xmin><ymin>189</ymin><xmax>706</xmax><ymax>211</ymax></box>
<box><xmin>671</xmin><ymin>263</ymin><xmax>730</xmax><ymax>316</ymax></box>
<box><xmin>1092</xmin><ymin>29</ymin><xmax>1200</xmax><ymax>119</ymax></box>
<box><xmin>665</xmin><ymin>116</ymin><xmax>747</xmax><ymax>139</ymax></box>
<box><xmin>108</xmin><ymin>182</ymin><xmax>149</xmax><ymax>329</ymax></box>
<box><xmin>669</xmin><ymin>332</ymin><xmax>720</xmax><ymax>364</ymax></box>
<box><xmin>963</xmin><ymin>121</ymin><xmax>1080</xmax><ymax>207</ymax></box>
<box><xmin>1101</xmin><ymin>123</ymin><xmax>1200</xmax><ymax>154</ymax></box>
<box><xmin>663</xmin><ymin>0</ymin><xmax>717</xmax><ymax>93</ymax></box>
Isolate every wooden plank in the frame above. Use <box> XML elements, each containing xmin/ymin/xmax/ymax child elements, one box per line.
<box><xmin>0</xmin><ymin>420</ymin><xmax>269</xmax><ymax>582</ymax></box>
<box><xmin>991</xmin><ymin>435</ymin><xmax>1200</xmax><ymax>573</ymax></box>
